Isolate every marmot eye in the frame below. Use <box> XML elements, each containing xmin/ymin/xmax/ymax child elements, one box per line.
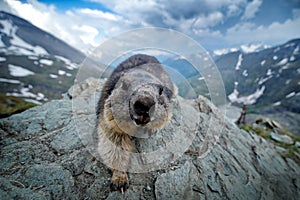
<box><xmin>159</xmin><ymin>87</ymin><xmax>163</xmax><ymax>95</ymax></box>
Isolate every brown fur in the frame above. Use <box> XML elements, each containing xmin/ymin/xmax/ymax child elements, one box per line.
<box><xmin>96</xmin><ymin>54</ymin><xmax>176</xmax><ymax>192</ymax></box>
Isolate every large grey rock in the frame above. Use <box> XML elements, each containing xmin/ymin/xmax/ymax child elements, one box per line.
<box><xmin>0</xmin><ymin>77</ymin><xmax>299</xmax><ymax>199</ymax></box>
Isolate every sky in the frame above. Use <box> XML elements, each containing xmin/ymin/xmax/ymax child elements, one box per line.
<box><xmin>1</xmin><ymin>0</ymin><xmax>300</xmax><ymax>53</ymax></box>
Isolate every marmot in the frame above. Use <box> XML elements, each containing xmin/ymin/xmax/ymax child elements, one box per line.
<box><xmin>96</xmin><ymin>54</ymin><xmax>177</xmax><ymax>192</ymax></box>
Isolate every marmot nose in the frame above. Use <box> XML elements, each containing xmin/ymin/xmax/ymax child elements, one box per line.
<box><xmin>133</xmin><ymin>97</ymin><xmax>155</xmax><ymax>125</ymax></box>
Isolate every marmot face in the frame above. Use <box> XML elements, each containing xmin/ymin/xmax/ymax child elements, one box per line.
<box><xmin>109</xmin><ymin>68</ymin><xmax>172</xmax><ymax>134</ymax></box>
<box><xmin>128</xmin><ymin>83</ymin><xmax>171</xmax><ymax>128</ymax></box>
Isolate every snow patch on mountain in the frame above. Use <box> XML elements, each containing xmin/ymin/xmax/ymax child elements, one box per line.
<box><xmin>242</xmin><ymin>70</ymin><xmax>248</xmax><ymax>77</ymax></box>
<box><xmin>258</xmin><ymin>76</ymin><xmax>273</xmax><ymax>85</ymax></box>
<box><xmin>0</xmin><ymin>19</ymin><xmax>48</xmax><ymax>56</ymax></box>
<box><xmin>273</xmin><ymin>101</ymin><xmax>281</xmax><ymax>106</ymax></box>
<box><xmin>241</xmin><ymin>43</ymin><xmax>262</xmax><ymax>53</ymax></box>
<box><xmin>261</xmin><ymin>60</ymin><xmax>266</xmax><ymax>66</ymax></box>
<box><xmin>213</xmin><ymin>48</ymin><xmax>239</xmax><ymax>56</ymax></box>
<box><xmin>228</xmin><ymin>85</ymin><xmax>266</xmax><ymax>105</ymax></box>
<box><xmin>0</xmin><ymin>57</ymin><xmax>6</xmax><ymax>62</ymax></box>
<box><xmin>6</xmin><ymin>85</ymin><xmax>46</xmax><ymax>104</ymax></box>
<box><xmin>55</xmin><ymin>56</ymin><xmax>78</xmax><ymax>70</ymax></box>
<box><xmin>58</xmin><ymin>70</ymin><xmax>66</xmax><ymax>75</ymax></box>
<box><xmin>276</xmin><ymin>58</ymin><xmax>288</xmax><ymax>66</ymax></box>
<box><xmin>235</xmin><ymin>54</ymin><xmax>243</xmax><ymax>70</ymax></box>
<box><xmin>0</xmin><ymin>78</ymin><xmax>21</xmax><ymax>84</ymax></box>
<box><xmin>286</xmin><ymin>92</ymin><xmax>296</xmax><ymax>99</ymax></box>
<box><xmin>293</xmin><ymin>45</ymin><xmax>299</xmax><ymax>54</ymax></box>
<box><xmin>49</xmin><ymin>74</ymin><xmax>58</xmax><ymax>79</ymax></box>
<box><xmin>8</xmin><ymin>64</ymin><xmax>35</xmax><ymax>77</ymax></box>
<box><xmin>40</xmin><ymin>59</ymin><xmax>54</xmax><ymax>66</ymax></box>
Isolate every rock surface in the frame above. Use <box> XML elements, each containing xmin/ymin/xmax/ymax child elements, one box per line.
<box><xmin>0</xmin><ymin>78</ymin><xmax>299</xmax><ymax>199</ymax></box>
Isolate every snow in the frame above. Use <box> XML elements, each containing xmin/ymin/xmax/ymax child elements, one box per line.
<box><xmin>228</xmin><ymin>85</ymin><xmax>266</xmax><ymax>105</ymax></box>
<box><xmin>276</xmin><ymin>58</ymin><xmax>288</xmax><ymax>66</ymax></box>
<box><xmin>285</xmin><ymin>79</ymin><xmax>291</xmax><ymax>85</ymax></box>
<box><xmin>0</xmin><ymin>19</ymin><xmax>12</xmax><ymax>35</ymax></box>
<box><xmin>58</xmin><ymin>70</ymin><xmax>66</xmax><ymax>75</ymax></box>
<box><xmin>198</xmin><ymin>76</ymin><xmax>205</xmax><ymax>81</ymax></box>
<box><xmin>0</xmin><ymin>57</ymin><xmax>6</xmax><ymax>62</ymax></box>
<box><xmin>0</xmin><ymin>78</ymin><xmax>21</xmax><ymax>84</ymax></box>
<box><xmin>28</xmin><ymin>56</ymin><xmax>38</xmax><ymax>60</ymax></box>
<box><xmin>258</xmin><ymin>76</ymin><xmax>272</xmax><ymax>85</ymax></box>
<box><xmin>213</xmin><ymin>48</ymin><xmax>238</xmax><ymax>56</ymax></box>
<box><xmin>36</xmin><ymin>93</ymin><xmax>45</xmax><ymax>101</ymax></box>
<box><xmin>49</xmin><ymin>74</ymin><xmax>58</xmax><ymax>79</ymax></box>
<box><xmin>6</xmin><ymin>85</ymin><xmax>46</xmax><ymax>104</ymax></box>
<box><xmin>235</xmin><ymin>54</ymin><xmax>243</xmax><ymax>70</ymax></box>
<box><xmin>273</xmin><ymin>56</ymin><xmax>278</xmax><ymax>60</ymax></box>
<box><xmin>293</xmin><ymin>45</ymin><xmax>299</xmax><ymax>54</ymax></box>
<box><xmin>261</xmin><ymin>60</ymin><xmax>266</xmax><ymax>66</ymax></box>
<box><xmin>40</xmin><ymin>59</ymin><xmax>54</xmax><ymax>66</ymax></box>
<box><xmin>66</xmin><ymin>73</ymin><xmax>72</xmax><ymax>77</ymax></box>
<box><xmin>273</xmin><ymin>47</ymin><xmax>280</xmax><ymax>53</ymax></box>
<box><xmin>0</xmin><ymin>19</ymin><xmax>48</xmax><ymax>56</ymax></box>
<box><xmin>8</xmin><ymin>64</ymin><xmax>35</xmax><ymax>77</ymax></box>
<box><xmin>284</xmin><ymin>43</ymin><xmax>295</xmax><ymax>48</ymax></box>
<box><xmin>24</xmin><ymin>99</ymin><xmax>42</xmax><ymax>105</ymax></box>
<box><xmin>242</xmin><ymin>70</ymin><xmax>248</xmax><ymax>77</ymax></box>
<box><xmin>266</xmin><ymin>69</ymin><xmax>272</xmax><ymax>76</ymax></box>
<box><xmin>297</xmin><ymin>68</ymin><xmax>300</xmax><ymax>74</ymax></box>
<box><xmin>273</xmin><ymin>101</ymin><xmax>281</xmax><ymax>106</ymax></box>
<box><xmin>241</xmin><ymin>43</ymin><xmax>262</xmax><ymax>53</ymax></box>
<box><xmin>279</xmin><ymin>65</ymin><xmax>289</xmax><ymax>73</ymax></box>
<box><xmin>55</xmin><ymin>56</ymin><xmax>78</xmax><ymax>70</ymax></box>
<box><xmin>286</xmin><ymin>92</ymin><xmax>295</xmax><ymax>98</ymax></box>
<box><xmin>290</xmin><ymin>56</ymin><xmax>295</xmax><ymax>62</ymax></box>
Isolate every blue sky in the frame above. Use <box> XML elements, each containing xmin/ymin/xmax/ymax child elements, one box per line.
<box><xmin>1</xmin><ymin>0</ymin><xmax>300</xmax><ymax>53</ymax></box>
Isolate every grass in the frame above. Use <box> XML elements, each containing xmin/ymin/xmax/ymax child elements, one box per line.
<box><xmin>239</xmin><ymin>123</ymin><xmax>300</xmax><ymax>164</ymax></box>
<box><xmin>0</xmin><ymin>93</ymin><xmax>37</xmax><ymax>118</ymax></box>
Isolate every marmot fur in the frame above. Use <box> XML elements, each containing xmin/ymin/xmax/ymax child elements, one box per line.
<box><xmin>96</xmin><ymin>54</ymin><xmax>176</xmax><ymax>192</ymax></box>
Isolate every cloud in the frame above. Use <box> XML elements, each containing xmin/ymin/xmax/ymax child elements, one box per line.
<box><xmin>224</xmin><ymin>16</ymin><xmax>300</xmax><ymax>46</ymax></box>
<box><xmin>76</xmin><ymin>8</ymin><xmax>121</xmax><ymax>21</ymax></box>
<box><xmin>1</xmin><ymin>0</ymin><xmax>299</xmax><ymax>53</ymax></box>
<box><xmin>242</xmin><ymin>0</ymin><xmax>263</xmax><ymax>20</ymax></box>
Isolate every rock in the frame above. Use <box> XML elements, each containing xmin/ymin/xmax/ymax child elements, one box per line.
<box><xmin>0</xmin><ymin>77</ymin><xmax>299</xmax><ymax>199</ymax></box>
<box><xmin>271</xmin><ymin>132</ymin><xmax>294</xmax><ymax>144</ymax></box>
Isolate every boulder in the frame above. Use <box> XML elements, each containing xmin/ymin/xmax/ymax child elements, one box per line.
<box><xmin>0</xmin><ymin>78</ymin><xmax>299</xmax><ymax>199</ymax></box>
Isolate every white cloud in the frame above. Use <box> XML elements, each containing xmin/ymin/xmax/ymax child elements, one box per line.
<box><xmin>193</xmin><ymin>12</ymin><xmax>224</xmax><ymax>29</ymax></box>
<box><xmin>76</xmin><ymin>8</ymin><xmax>120</xmax><ymax>21</ymax></box>
<box><xmin>242</xmin><ymin>0</ymin><xmax>263</xmax><ymax>20</ymax></box>
<box><xmin>224</xmin><ymin>17</ymin><xmax>300</xmax><ymax>46</ymax></box>
<box><xmin>1</xmin><ymin>0</ymin><xmax>299</xmax><ymax>53</ymax></box>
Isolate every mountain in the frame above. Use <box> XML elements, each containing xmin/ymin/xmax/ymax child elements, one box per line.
<box><xmin>0</xmin><ymin>11</ymin><xmax>85</xmax><ymax>62</ymax></box>
<box><xmin>165</xmin><ymin>39</ymin><xmax>300</xmax><ymax>113</ymax></box>
<box><xmin>0</xmin><ymin>11</ymin><xmax>86</xmax><ymax>112</ymax></box>
<box><xmin>215</xmin><ymin>38</ymin><xmax>300</xmax><ymax>113</ymax></box>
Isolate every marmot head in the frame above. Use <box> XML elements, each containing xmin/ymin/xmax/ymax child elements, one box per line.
<box><xmin>128</xmin><ymin>83</ymin><xmax>172</xmax><ymax>129</ymax></box>
<box><xmin>109</xmin><ymin>69</ymin><xmax>173</xmax><ymax>134</ymax></box>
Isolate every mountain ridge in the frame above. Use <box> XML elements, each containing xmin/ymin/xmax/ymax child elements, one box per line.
<box><xmin>0</xmin><ymin>11</ymin><xmax>85</xmax><ymax>63</ymax></box>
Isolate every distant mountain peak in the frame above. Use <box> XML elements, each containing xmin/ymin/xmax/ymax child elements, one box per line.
<box><xmin>0</xmin><ymin>11</ymin><xmax>85</xmax><ymax>63</ymax></box>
